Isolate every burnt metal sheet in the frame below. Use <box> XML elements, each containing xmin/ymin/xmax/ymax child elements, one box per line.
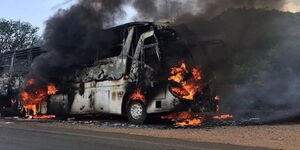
<box><xmin>72</xmin><ymin>28</ymin><xmax>135</xmax><ymax>83</ymax></box>
<box><xmin>48</xmin><ymin>94</ymin><xmax>69</xmax><ymax>115</ymax></box>
<box><xmin>70</xmin><ymin>79</ymin><xmax>128</xmax><ymax>115</ymax></box>
<box><xmin>146</xmin><ymin>86</ymin><xmax>181</xmax><ymax>114</ymax></box>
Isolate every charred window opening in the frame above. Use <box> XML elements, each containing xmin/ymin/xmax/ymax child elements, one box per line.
<box><xmin>143</xmin><ymin>35</ymin><xmax>160</xmax><ymax>68</ymax></box>
<box><xmin>94</xmin><ymin>27</ymin><xmax>125</xmax><ymax>61</ymax></box>
<box><xmin>144</xmin><ymin>36</ymin><xmax>156</xmax><ymax>45</ymax></box>
<box><xmin>105</xmin><ymin>45</ymin><xmax>123</xmax><ymax>58</ymax></box>
<box><xmin>132</xmin><ymin>25</ymin><xmax>152</xmax><ymax>53</ymax></box>
<box><xmin>144</xmin><ymin>47</ymin><xmax>160</xmax><ymax>70</ymax></box>
<box><xmin>125</xmin><ymin>24</ymin><xmax>154</xmax><ymax>77</ymax></box>
<box><xmin>0</xmin><ymin>47</ymin><xmax>44</xmax><ymax>74</ymax></box>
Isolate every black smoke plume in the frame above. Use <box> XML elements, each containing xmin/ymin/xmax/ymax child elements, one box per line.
<box><xmin>29</xmin><ymin>0</ymin><xmax>300</xmax><ymax>122</ymax></box>
<box><xmin>132</xmin><ymin>0</ymin><xmax>300</xmax><ymax>122</ymax></box>
<box><xmin>132</xmin><ymin>0</ymin><xmax>287</xmax><ymax>20</ymax></box>
<box><xmin>180</xmin><ymin>9</ymin><xmax>300</xmax><ymax>122</ymax></box>
<box><xmin>29</xmin><ymin>0</ymin><xmax>126</xmax><ymax>85</ymax></box>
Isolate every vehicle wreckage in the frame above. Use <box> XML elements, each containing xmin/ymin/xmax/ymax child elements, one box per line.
<box><xmin>0</xmin><ymin>22</ymin><xmax>221</xmax><ymax>124</ymax></box>
<box><xmin>0</xmin><ymin>47</ymin><xmax>44</xmax><ymax>116</ymax></box>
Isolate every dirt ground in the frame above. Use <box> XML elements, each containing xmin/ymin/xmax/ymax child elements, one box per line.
<box><xmin>9</xmin><ymin>120</ymin><xmax>299</xmax><ymax>150</ymax></box>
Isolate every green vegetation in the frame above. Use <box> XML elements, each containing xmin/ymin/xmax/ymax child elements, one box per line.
<box><xmin>0</xmin><ymin>18</ymin><xmax>40</xmax><ymax>52</ymax></box>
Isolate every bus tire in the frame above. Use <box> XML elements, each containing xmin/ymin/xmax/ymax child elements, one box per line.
<box><xmin>126</xmin><ymin>101</ymin><xmax>146</xmax><ymax>124</ymax></box>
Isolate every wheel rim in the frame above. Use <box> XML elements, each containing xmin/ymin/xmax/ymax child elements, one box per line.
<box><xmin>130</xmin><ymin>102</ymin><xmax>143</xmax><ymax>120</ymax></box>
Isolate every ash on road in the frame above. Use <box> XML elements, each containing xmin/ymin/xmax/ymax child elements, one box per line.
<box><xmin>1</xmin><ymin>118</ymin><xmax>298</xmax><ymax>150</ymax></box>
<box><xmin>0</xmin><ymin>119</ymin><xmax>273</xmax><ymax>150</ymax></box>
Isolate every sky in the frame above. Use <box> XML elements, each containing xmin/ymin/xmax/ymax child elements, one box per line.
<box><xmin>0</xmin><ymin>0</ymin><xmax>299</xmax><ymax>35</ymax></box>
<box><xmin>0</xmin><ymin>0</ymin><xmax>77</xmax><ymax>35</ymax></box>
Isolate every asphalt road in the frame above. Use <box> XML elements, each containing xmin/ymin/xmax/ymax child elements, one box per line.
<box><xmin>0</xmin><ymin>121</ymin><xmax>275</xmax><ymax>150</ymax></box>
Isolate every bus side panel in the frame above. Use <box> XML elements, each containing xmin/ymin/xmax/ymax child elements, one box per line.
<box><xmin>94</xmin><ymin>89</ymin><xmax>110</xmax><ymax>113</ymax></box>
<box><xmin>94</xmin><ymin>80</ymin><xmax>127</xmax><ymax>115</ymax></box>
<box><xmin>70</xmin><ymin>86</ymin><xmax>94</xmax><ymax>114</ymax></box>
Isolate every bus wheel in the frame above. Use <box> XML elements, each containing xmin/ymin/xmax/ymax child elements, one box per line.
<box><xmin>126</xmin><ymin>101</ymin><xmax>146</xmax><ymax>124</ymax></box>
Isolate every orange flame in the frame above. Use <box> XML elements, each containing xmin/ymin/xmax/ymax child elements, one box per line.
<box><xmin>168</xmin><ymin>63</ymin><xmax>187</xmax><ymax>83</ymax></box>
<box><xmin>192</xmin><ymin>68</ymin><xmax>202</xmax><ymax>81</ymax></box>
<box><xmin>181</xmin><ymin>83</ymin><xmax>200</xmax><ymax>100</ymax></box>
<box><xmin>161</xmin><ymin>111</ymin><xmax>205</xmax><ymax>127</ymax></box>
<box><xmin>47</xmin><ymin>84</ymin><xmax>58</xmax><ymax>95</ymax></box>
<box><xmin>33</xmin><ymin>115</ymin><xmax>56</xmax><ymax>119</ymax></box>
<box><xmin>23</xmin><ymin>105</ymin><xmax>37</xmax><ymax>116</ymax></box>
<box><xmin>162</xmin><ymin>111</ymin><xmax>234</xmax><ymax>127</ymax></box>
<box><xmin>26</xmin><ymin>78</ymin><xmax>35</xmax><ymax>86</ymax></box>
<box><xmin>176</xmin><ymin>118</ymin><xmax>204</xmax><ymax>127</ymax></box>
<box><xmin>168</xmin><ymin>63</ymin><xmax>202</xmax><ymax>100</ymax></box>
<box><xmin>21</xmin><ymin>90</ymin><xmax>47</xmax><ymax>106</ymax></box>
<box><xmin>130</xmin><ymin>89</ymin><xmax>146</xmax><ymax>103</ymax></box>
<box><xmin>21</xmin><ymin>81</ymin><xmax>58</xmax><ymax>118</ymax></box>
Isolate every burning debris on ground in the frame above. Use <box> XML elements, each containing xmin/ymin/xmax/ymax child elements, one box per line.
<box><xmin>0</xmin><ymin>114</ymin><xmax>237</xmax><ymax>129</ymax></box>
<box><xmin>56</xmin><ymin>116</ymin><xmax>237</xmax><ymax>129</ymax></box>
<box><xmin>161</xmin><ymin>111</ymin><xmax>234</xmax><ymax>128</ymax></box>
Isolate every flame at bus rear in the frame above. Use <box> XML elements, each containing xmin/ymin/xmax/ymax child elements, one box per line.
<box><xmin>21</xmin><ymin>79</ymin><xmax>58</xmax><ymax>118</ymax></box>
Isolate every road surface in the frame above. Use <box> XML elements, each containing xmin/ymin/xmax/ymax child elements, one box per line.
<box><xmin>0</xmin><ymin>120</ymin><xmax>275</xmax><ymax>150</ymax></box>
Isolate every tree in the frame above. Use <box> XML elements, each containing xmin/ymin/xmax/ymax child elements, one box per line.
<box><xmin>0</xmin><ymin>19</ymin><xmax>40</xmax><ymax>53</ymax></box>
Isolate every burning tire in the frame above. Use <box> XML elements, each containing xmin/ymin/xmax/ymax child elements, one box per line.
<box><xmin>126</xmin><ymin>101</ymin><xmax>146</xmax><ymax>124</ymax></box>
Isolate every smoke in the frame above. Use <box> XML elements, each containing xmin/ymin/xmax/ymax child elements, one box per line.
<box><xmin>197</xmin><ymin>0</ymin><xmax>287</xmax><ymax>17</ymax></box>
<box><xmin>30</xmin><ymin>0</ymin><xmax>127</xmax><ymax>84</ymax></box>
<box><xmin>29</xmin><ymin>0</ymin><xmax>300</xmax><ymax>122</ymax></box>
<box><xmin>132</xmin><ymin>0</ymin><xmax>300</xmax><ymax>122</ymax></box>
<box><xmin>131</xmin><ymin>0</ymin><xmax>287</xmax><ymax>20</ymax></box>
<box><xmin>132</xmin><ymin>0</ymin><xmax>198</xmax><ymax>20</ymax></box>
<box><xmin>173</xmin><ymin>6</ymin><xmax>300</xmax><ymax>121</ymax></box>
<box><xmin>31</xmin><ymin>0</ymin><xmax>289</xmax><ymax>84</ymax></box>
<box><xmin>204</xmin><ymin>9</ymin><xmax>300</xmax><ymax>122</ymax></box>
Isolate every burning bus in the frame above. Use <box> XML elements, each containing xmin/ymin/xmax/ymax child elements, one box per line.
<box><xmin>0</xmin><ymin>47</ymin><xmax>45</xmax><ymax>116</ymax></box>
<box><xmin>2</xmin><ymin>22</ymin><xmax>219</xmax><ymax>124</ymax></box>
